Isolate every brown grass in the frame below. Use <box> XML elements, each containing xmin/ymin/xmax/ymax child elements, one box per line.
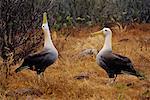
<box><xmin>0</xmin><ymin>23</ymin><xmax>150</xmax><ymax>100</ymax></box>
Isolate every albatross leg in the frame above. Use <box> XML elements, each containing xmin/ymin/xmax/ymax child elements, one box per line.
<box><xmin>113</xmin><ymin>74</ymin><xmax>117</xmax><ymax>82</ymax></box>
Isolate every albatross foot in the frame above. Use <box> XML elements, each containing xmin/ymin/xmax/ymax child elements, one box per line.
<box><xmin>106</xmin><ymin>78</ymin><xmax>116</xmax><ymax>86</ymax></box>
<box><xmin>37</xmin><ymin>72</ymin><xmax>46</xmax><ymax>83</ymax></box>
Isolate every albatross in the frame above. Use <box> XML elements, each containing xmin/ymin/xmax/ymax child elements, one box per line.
<box><xmin>15</xmin><ymin>12</ymin><xmax>58</xmax><ymax>76</ymax></box>
<box><xmin>92</xmin><ymin>28</ymin><xmax>143</xmax><ymax>83</ymax></box>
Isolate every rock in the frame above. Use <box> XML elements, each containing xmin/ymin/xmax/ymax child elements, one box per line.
<box><xmin>74</xmin><ymin>72</ymin><xmax>90</xmax><ymax>80</ymax></box>
<box><xmin>79</xmin><ymin>48</ymin><xmax>98</xmax><ymax>57</ymax></box>
<box><xmin>6</xmin><ymin>88</ymin><xmax>43</xmax><ymax>97</ymax></box>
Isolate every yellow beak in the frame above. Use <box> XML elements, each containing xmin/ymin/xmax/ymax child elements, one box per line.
<box><xmin>91</xmin><ymin>30</ymin><xmax>103</xmax><ymax>37</ymax></box>
<box><xmin>43</xmin><ymin>12</ymin><xmax>47</xmax><ymax>24</ymax></box>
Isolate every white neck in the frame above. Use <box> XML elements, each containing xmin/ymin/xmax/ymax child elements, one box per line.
<box><xmin>101</xmin><ymin>33</ymin><xmax>112</xmax><ymax>52</ymax></box>
<box><xmin>44</xmin><ymin>29</ymin><xmax>55</xmax><ymax>49</ymax></box>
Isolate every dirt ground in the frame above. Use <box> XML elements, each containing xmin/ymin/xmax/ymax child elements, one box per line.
<box><xmin>0</xmin><ymin>23</ymin><xmax>150</xmax><ymax>100</ymax></box>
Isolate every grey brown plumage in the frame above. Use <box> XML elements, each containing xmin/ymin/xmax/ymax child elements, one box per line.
<box><xmin>97</xmin><ymin>52</ymin><xmax>142</xmax><ymax>78</ymax></box>
<box><xmin>15</xmin><ymin>49</ymin><xmax>58</xmax><ymax>74</ymax></box>
<box><xmin>15</xmin><ymin>12</ymin><xmax>58</xmax><ymax>75</ymax></box>
<box><xmin>92</xmin><ymin>28</ymin><xmax>143</xmax><ymax>82</ymax></box>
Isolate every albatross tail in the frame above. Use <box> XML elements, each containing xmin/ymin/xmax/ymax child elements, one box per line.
<box><xmin>122</xmin><ymin>70</ymin><xmax>145</xmax><ymax>80</ymax></box>
<box><xmin>15</xmin><ymin>66</ymin><xmax>29</xmax><ymax>73</ymax></box>
<box><xmin>132</xmin><ymin>70</ymin><xmax>145</xmax><ymax>80</ymax></box>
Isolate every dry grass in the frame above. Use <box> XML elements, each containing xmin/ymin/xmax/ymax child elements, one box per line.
<box><xmin>0</xmin><ymin>23</ymin><xmax>150</xmax><ymax>100</ymax></box>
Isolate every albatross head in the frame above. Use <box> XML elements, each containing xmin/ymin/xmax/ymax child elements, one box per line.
<box><xmin>91</xmin><ymin>27</ymin><xmax>112</xmax><ymax>37</ymax></box>
<box><xmin>42</xmin><ymin>12</ymin><xmax>49</xmax><ymax>32</ymax></box>
<box><xmin>42</xmin><ymin>12</ymin><xmax>54</xmax><ymax>49</ymax></box>
<box><xmin>102</xmin><ymin>28</ymin><xmax>112</xmax><ymax>37</ymax></box>
<box><xmin>91</xmin><ymin>27</ymin><xmax>112</xmax><ymax>52</ymax></box>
